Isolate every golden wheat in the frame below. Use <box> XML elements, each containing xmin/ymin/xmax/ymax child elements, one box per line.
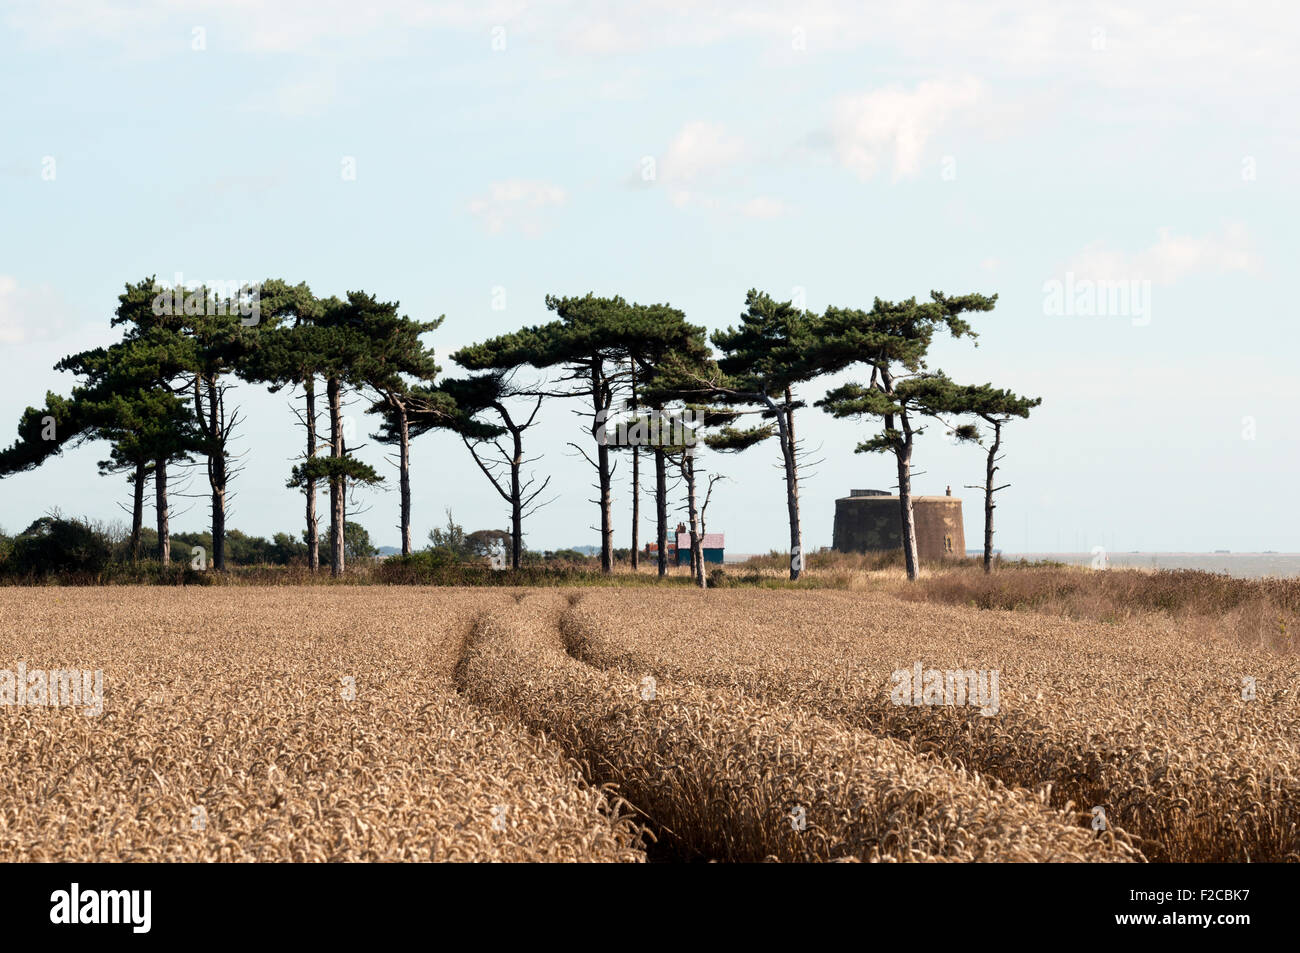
<box><xmin>561</xmin><ymin>589</ymin><xmax>1300</xmax><ymax>862</ymax></box>
<box><xmin>2</xmin><ymin>584</ymin><xmax>1291</xmax><ymax>862</ymax></box>
<box><xmin>455</xmin><ymin>595</ymin><xmax>1138</xmax><ymax>862</ymax></box>
<box><xmin>0</xmin><ymin>587</ymin><xmax>642</xmax><ymax>861</ymax></box>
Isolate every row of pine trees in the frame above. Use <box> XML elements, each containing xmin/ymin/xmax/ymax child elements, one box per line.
<box><xmin>0</xmin><ymin>279</ymin><xmax>1039</xmax><ymax>585</ymax></box>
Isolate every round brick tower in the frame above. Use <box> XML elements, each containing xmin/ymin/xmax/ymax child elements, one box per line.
<box><xmin>832</xmin><ymin>489</ymin><xmax>965</xmax><ymax>560</ymax></box>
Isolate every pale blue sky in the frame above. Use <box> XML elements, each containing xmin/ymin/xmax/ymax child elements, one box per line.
<box><xmin>2</xmin><ymin>1</ymin><xmax>1297</xmax><ymax>554</ymax></box>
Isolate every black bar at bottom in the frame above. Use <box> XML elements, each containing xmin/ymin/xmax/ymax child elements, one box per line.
<box><xmin>0</xmin><ymin>861</ymin><xmax>1279</xmax><ymax>941</ymax></box>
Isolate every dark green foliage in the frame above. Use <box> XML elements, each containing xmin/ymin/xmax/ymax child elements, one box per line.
<box><xmin>466</xmin><ymin>528</ymin><xmax>510</xmax><ymax>557</ymax></box>
<box><xmin>0</xmin><ymin>393</ymin><xmax>87</xmax><ymax>475</ymax></box>
<box><xmin>320</xmin><ymin>521</ymin><xmax>378</xmax><ymax>563</ymax></box>
<box><xmin>8</xmin><ymin>517</ymin><xmax>112</xmax><ymax>577</ymax></box>
<box><xmin>814</xmin><ymin>291</ymin><xmax>994</xmax><ymax>375</ymax></box>
<box><xmin>711</xmin><ymin>289</ymin><xmax>823</xmax><ymax>394</ymax></box>
<box><xmin>288</xmin><ymin>455</ymin><xmax>382</xmax><ymax>490</ymax></box>
<box><xmin>819</xmin><ymin>371</ymin><xmax>975</xmax><ymax>453</ymax></box>
<box><xmin>427</xmin><ymin>509</ymin><xmax>473</xmax><ymax>558</ymax></box>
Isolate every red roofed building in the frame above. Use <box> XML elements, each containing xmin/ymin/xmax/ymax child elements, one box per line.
<box><xmin>645</xmin><ymin>524</ymin><xmax>726</xmax><ymax>565</ymax></box>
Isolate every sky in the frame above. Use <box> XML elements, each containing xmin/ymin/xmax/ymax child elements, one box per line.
<box><xmin>1</xmin><ymin>0</ymin><xmax>1297</xmax><ymax>555</ymax></box>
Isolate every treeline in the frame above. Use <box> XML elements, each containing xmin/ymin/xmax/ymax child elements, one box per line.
<box><xmin>0</xmin><ymin>513</ymin><xmax>629</xmax><ymax>583</ymax></box>
<box><xmin>0</xmin><ymin>280</ymin><xmax>1039</xmax><ymax>586</ymax></box>
<box><xmin>0</xmin><ymin>515</ymin><xmax>373</xmax><ymax>575</ymax></box>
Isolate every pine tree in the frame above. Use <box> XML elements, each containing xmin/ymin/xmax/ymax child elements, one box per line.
<box><xmin>639</xmin><ymin>350</ymin><xmax>770</xmax><ymax>585</ymax></box>
<box><xmin>309</xmin><ymin>292</ymin><xmax>389</xmax><ymax>575</ymax></box>
<box><xmin>456</xmin><ymin>294</ymin><xmax>706</xmax><ymax>573</ymax></box>
<box><xmin>241</xmin><ymin>280</ymin><xmax>331</xmax><ymax>570</ymax></box>
<box><xmin>916</xmin><ymin>380</ymin><xmax>1041</xmax><ymax>572</ymax></box>
<box><xmin>811</xmin><ymin>292</ymin><xmax>997</xmax><ymax>580</ymax></box>
<box><xmin>5</xmin><ymin>278</ymin><xmax>202</xmax><ymax>565</ymax></box>
<box><xmin>404</xmin><ymin>371</ymin><xmax>552</xmax><ymax>570</ymax></box>
<box><xmin>707</xmin><ymin>290</ymin><xmax>822</xmax><ymax>580</ymax></box>
<box><xmin>105</xmin><ymin>277</ymin><xmax>208</xmax><ymax>564</ymax></box>
<box><xmin>180</xmin><ymin>283</ymin><xmax>262</xmax><ymax>571</ymax></box>
<box><xmin>353</xmin><ymin>297</ymin><xmax>443</xmax><ymax>556</ymax></box>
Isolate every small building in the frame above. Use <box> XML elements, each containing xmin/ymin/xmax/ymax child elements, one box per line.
<box><xmin>645</xmin><ymin>524</ymin><xmax>725</xmax><ymax>565</ymax></box>
<box><xmin>677</xmin><ymin>532</ymin><xmax>724</xmax><ymax>565</ymax></box>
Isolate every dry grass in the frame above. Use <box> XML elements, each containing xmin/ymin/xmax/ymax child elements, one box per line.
<box><xmin>891</xmin><ymin>566</ymin><xmax>1300</xmax><ymax>652</ymax></box>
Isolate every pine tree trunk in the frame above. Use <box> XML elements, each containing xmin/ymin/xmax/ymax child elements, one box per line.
<box><xmin>880</xmin><ymin>370</ymin><xmax>919</xmax><ymax>582</ymax></box>
<box><xmin>784</xmin><ymin>391</ymin><xmax>801</xmax><ymax>579</ymax></box>
<box><xmin>895</xmin><ymin>414</ymin><xmax>919</xmax><ymax>581</ymax></box>
<box><xmin>684</xmin><ymin>451</ymin><xmax>706</xmax><ymax>589</ymax></box>
<box><xmin>630</xmin><ymin>445</ymin><xmax>640</xmax><ymax>570</ymax></box>
<box><xmin>398</xmin><ymin>403</ymin><xmax>412</xmax><ymax>556</ymax></box>
<box><xmin>629</xmin><ymin>362</ymin><xmax>639</xmax><ymax>571</ymax></box>
<box><xmin>305</xmin><ymin>376</ymin><xmax>319</xmax><ymax>572</ymax></box>
<box><xmin>211</xmin><ymin>483</ymin><xmax>226</xmax><ymax>571</ymax></box>
<box><xmin>782</xmin><ymin>440</ymin><xmax>802</xmax><ymax>581</ymax></box>
<box><xmin>654</xmin><ymin>448</ymin><xmax>667</xmax><ymax>577</ymax></box>
<box><xmin>155</xmin><ymin>456</ymin><xmax>169</xmax><ymax>565</ymax></box>
<box><xmin>510</xmin><ymin>425</ymin><xmax>523</xmax><ymax>570</ymax></box>
<box><xmin>983</xmin><ymin>420</ymin><xmax>1001</xmax><ymax>574</ymax></box>
<box><xmin>896</xmin><ymin>448</ymin><xmax>919</xmax><ymax>580</ymax></box>
<box><xmin>598</xmin><ymin>439</ymin><xmax>613</xmax><ymax>572</ymax></box>
<box><xmin>205</xmin><ymin>376</ymin><xmax>227</xmax><ymax>572</ymax></box>
<box><xmin>764</xmin><ymin>391</ymin><xmax>802</xmax><ymax>581</ymax></box>
<box><xmin>593</xmin><ymin>360</ymin><xmax>613</xmax><ymax>573</ymax></box>
<box><xmin>328</xmin><ymin>375</ymin><xmax>345</xmax><ymax>576</ymax></box>
<box><xmin>130</xmin><ymin>460</ymin><xmax>145</xmax><ymax>563</ymax></box>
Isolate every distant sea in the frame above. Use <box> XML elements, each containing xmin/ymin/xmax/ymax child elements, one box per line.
<box><xmin>1003</xmin><ymin>552</ymin><xmax>1300</xmax><ymax>579</ymax></box>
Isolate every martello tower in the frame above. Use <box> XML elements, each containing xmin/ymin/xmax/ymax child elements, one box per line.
<box><xmin>832</xmin><ymin>488</ymin><xmax>965</xmax><ymax>560</ymax></box>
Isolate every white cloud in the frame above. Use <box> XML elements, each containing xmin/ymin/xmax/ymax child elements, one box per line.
<box><xmin>10</xmin><ymin>1</ymin><xmax>1294</xmax><ymax>132</ymax></box>
<box><xmin>242</xmin><ymin>71</ymin><xmax>339</xmax><ymax>117</ymax></box>
<box><xmin>1065</xmin><ymin>225</ymin><xmax>1261</xmax><ymax>284</ymax></box>
<box><xmin>737</xmin><ymin>195</ymin><xmax>790</xmax><ymax>219</ymax></box>
<box><xmin>4</xmin><ymin>0</ymin><xmax>527</xmax><ymax>54</ymax></box>
<box><xmin>268</xmin><ymin>73</ymin><xmax>337</xmax><ymax>117</ymax></box>
<box><xmin>649</xmin><ymin>122</ymin><xmax>789</xmax><ymax>218</ymax></box>
<box><xmin>830</xmin><ymin>78</ymin><xmax>985</xmax><ymax>181</ymax></box>
<box><xmin>660</xmin><ymin>121</ymin><xmax>746</xmax><ymax>183</ymax></box>
<box><xmin>564</xmin><ymin>18</ymin><xmax>629</xmax><ymax>55</ymax></box>
<box><xmin>0</xmin><ymin>277</ymin><xmax>65</xmax><ymax>345</ymax></box>
<box><xmin>667</xmin><ymin>191</ymin><xmax>790</xmax><ymax>219</ymax></box>
<box><xmin>10</xmin><ymin>0</ymin><xmax>1296</xmax><ymax>91</ymax></box>
<box><xmin>468</xmin><ymin>179</ymin><xmax>567</xmax><ymax>236</ymax></box>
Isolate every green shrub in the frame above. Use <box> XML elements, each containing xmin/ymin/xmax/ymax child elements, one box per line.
<box><xmin>8</xmin><ymin>517</ymin><xmax>111</xmax><ymax>578</ymax></box>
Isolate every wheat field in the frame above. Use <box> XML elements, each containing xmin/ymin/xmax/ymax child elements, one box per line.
<box><xmin>0</xmin><ymin>586</ymin><xmax>1294</xmax><ymax>861</ymax></box>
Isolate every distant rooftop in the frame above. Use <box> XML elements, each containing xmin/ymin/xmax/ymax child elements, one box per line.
<box><xmin>840</xmin><ymin>491</ymin><xmax>961</xmax><ymax>502</ymax></box>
